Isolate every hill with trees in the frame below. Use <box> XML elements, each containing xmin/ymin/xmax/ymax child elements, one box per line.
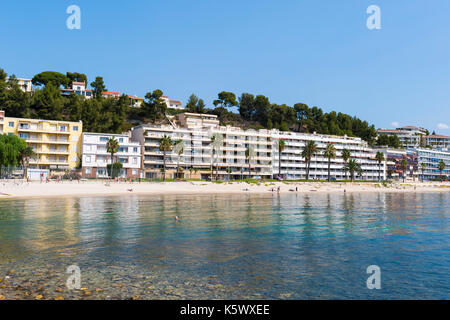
<box><xmin>1</xmin><ymin>68</ymin><xmax>380</xmax><ymax>145</ymax></box>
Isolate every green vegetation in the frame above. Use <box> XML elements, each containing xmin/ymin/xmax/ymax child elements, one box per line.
<box><xmin>0</xmin><ymin>134</ymin><xmax>27</xmax><ymax>170</ymax></box>
<box><xmin>376</xmin><ymin>134</ymin><xmax>401</xmax><ymax>148</ymax></box>
<box><xmin>106</xmin><ymin>162</ymin><xmax>123</xmax><ymax>178</ymax></box>
<box><xmin>375</xmin><ymin>151</ymin><xmax>385</xmax><ymax>181</ymax></box>
<box><xmin>1</xmin><ymin>69</ymin><xmax>381</xmax><ymax>144</ymax></box>
<box><xmin>301</xmin><ymin>141</ymin><xmax>317</xmax><ymax>181</ymax></box>
<box><xmin>159</xmin><ymin>135</ymin><xmax>173</xmax><ymax>182</ymax></box>
<box><xmin>323</xmin><ymin>143</ymin><xmax>337</xmax><ymax>182</ymax></box>
<box><xmin>438</xmin><ymin>160</ymin><xmax>446</xmax><ymax>181</ymax></box>
<box><xmin>343</xmin><ymin>159</ymin><xmax>362</xmax><ymax>182</ymax></box>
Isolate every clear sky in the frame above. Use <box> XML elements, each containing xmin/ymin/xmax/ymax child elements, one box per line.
<box><xmin>1</xmin><ymin>0</ymin><xmax>449</xmax><ymax>133</ymax></box>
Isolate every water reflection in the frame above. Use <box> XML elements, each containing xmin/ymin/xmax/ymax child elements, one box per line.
<box><xmin>0</xmin><ymin>192</ymin><xmax>449</xmax><ymax>299</ymax></box>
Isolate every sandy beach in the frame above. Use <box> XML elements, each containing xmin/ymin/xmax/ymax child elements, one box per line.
<box><xmin>1</xmin><ymin>180</ymin><xmax>449</xmax><ymax>200</ymax></box>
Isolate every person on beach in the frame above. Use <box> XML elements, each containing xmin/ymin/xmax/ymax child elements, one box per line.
<box><xmin>277</xmin><ymin>186</ymin><xmax>281</xmax><ymax>193</ymax></box>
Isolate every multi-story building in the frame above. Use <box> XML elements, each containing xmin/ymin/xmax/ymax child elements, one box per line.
<box><xmin>416</xmin><ymin>148</ymin><xmax>450</xmax><ymax>180</ymax></box>
<box><xmin>132</xmin><ymin>113</ymin><xmax>273</xmax><ymax>179</ymax></box>
<box><xmin>61</xmin><ymin>81</ymin><xmax>93</xmax><ymax>99</ymax></box>
<box><xmin>162</xmin><ymin>96</ymin><xmax>183</xmax><ymax>110</ymax></box>
<box><xmin>376</xmin><ymin>148</ymin><xmax>418</xmax><ymax>181</ymax></box>
<box><xmin>81</xmin><ymin>133</ymin><xmax>142</xmax><ymax>179</ymax></box>
<box><xmin>6</xmin><ymin>77</ymin><xmax>33</xmax><ymax>93</ymax></box>
<box><xmin>102</xmin><ymin>92</ymin><xmax>144</xmax><ymax>108</ymax></box>
<box><xmin>377</xmin><ymin>125</ymin><xmax>427</xmax><ymax>149</ymax></box>
<box><xmin>128</xmin><ymin>95</ymin><xmax>144</xmax><ymax>108</ymax></box>
<box><xmin>3</xmin><ymin>114</ymin><xmax>82</xmax><ymax>171</ymax></box>
<box><xmin>132</xmin><ymin>112</ymin><xmax>385</xmax><ymax>181</ymax></box>
<box><xmin>425</xmin><ymin>135</ymin><xmax>450</xmax><ymax>149</ymax></box>
<box><xmin>102</xmin><ymin>91</ymin><xmax>121</xmax><ymax>99</ymax></box>
<box><xmin>273</xmin><ymin>132</ymin><xmax>386</xmax><ymax>181</ymax></box>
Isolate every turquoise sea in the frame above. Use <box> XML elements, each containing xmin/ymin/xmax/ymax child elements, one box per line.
<box><xmin>0</xmin><ymin>192</ymin><xmax>449</xmax><ymax>299</ymax></box>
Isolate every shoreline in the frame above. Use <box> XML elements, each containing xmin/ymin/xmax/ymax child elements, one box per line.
<box><xmin>1</xmin><ymin>180</ymin><xmax>449</xmax><ymax>200</ymax></box>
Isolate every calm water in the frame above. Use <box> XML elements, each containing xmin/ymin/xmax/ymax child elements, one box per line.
<box><xmin>0</xmin><ymin>192</ymin><xmax>449</xmax><ymax>299</ymax></box>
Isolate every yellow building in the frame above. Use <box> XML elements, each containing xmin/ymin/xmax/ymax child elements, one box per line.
<box><xmin>2</xmin><ymin>114</ymin><xmax>82</xmax><ymax>171</ymax></box>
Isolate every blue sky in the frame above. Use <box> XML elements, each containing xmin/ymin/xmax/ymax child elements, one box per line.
<box><xmin>1</xmin><ymin>0</ymin><xmax>449</xmax><ymax>133</ymax></box>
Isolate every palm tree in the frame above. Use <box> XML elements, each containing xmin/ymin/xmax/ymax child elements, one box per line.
<box><xmin>343</xmin><ymin>159</ymin><xmax>362</xmax><ymax>182</ymax></box>
<box><xmin>19</xmin><ymin>146</ymin><xmax>36</xmax><ymax>177</ymax></box>
<box><xmin>173</xmin><ymin>139</ymin><xmax>185</xmax><ymax>180</ymax></box>
<box><xmin>106</xmin><ymin>138</ymin><xmax>120</xmax><ymax>178</ymax></box>
<box><xmin>341</xmin><ymin>148</ymin><xmax>351</xmax><ymax>180</ymax></box>
<box><xmin>210</xmin><ymin>133</ymin><xmax>223</xmax><ymax>181</ymax></box>
<box><xmin>400</xmin><ymin>158</ymin><xmax>408</xmax><ymax>183</ymax></box>
<box><xmin>323</xmin><ymin>143</ymin><xmax>336</xmax><ymax>182</ymax></box>
<box><xmin>375</xmin><ymin>151</ymin><xmax>385</xmax><ymax>181</ymax></box>
<box><xmin>226</xmin><ymin>167</ymin><xmax>232</xmax><ymax>181</ymax></box>
<box><xmin>438</xmin><ymin>160</ymin><xmax>446</xmax><ymax>181</ymax></box>
<box><xmin>159</xmin><ymin>135</ymin><xmax>173</xmax><ymax>182</ymax></box>
<box><xmin>245</xmin><ymin>146</ymin><xmax>255</xmax><ymax>178</ymax></box>
<box><xmin>301</xmin><ymin>140</ymin><xmax>317</xmax><ymax>181</ymax></box>
<box><xmin>274</xmin><ymin>139</ymin><xmax>286</xmax><ymax>179</ymax></box>
<box><xmin>420</xmin><ymin>163</ymin><xmax>426</xmax><ymax>182</ymax></box>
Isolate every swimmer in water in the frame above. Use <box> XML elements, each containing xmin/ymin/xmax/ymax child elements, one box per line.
<box><xmin>175</xmin><ymin>216</ymin><xmax>179</xmax><ymax>221</ymax></box>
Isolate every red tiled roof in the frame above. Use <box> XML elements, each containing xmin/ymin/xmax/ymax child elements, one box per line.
<box><xmin>378</xmin><ymin>129</ymin><xmax>401</xmax><ymax>133</ymax></box>
<box><xmin>169</xmin><ymin>100</ymin><xmax>182</xmax><ymax>104</ymax></box>
<box><xmin>426</xmin><ymin>135</ymin><xmax>450</xmax><ymax>139</ymax></box>
<box><xmin>128</xmin><ymin>95</ymin><xmax>143</xmax><ymax>100</ymax></box>
<box><xmin>72</xmin><ymin>81</ymin><xmax>86</xmax><ymax>85</ymax></box>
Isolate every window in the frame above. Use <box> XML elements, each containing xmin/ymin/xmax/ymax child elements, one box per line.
<box><xmin>133</xmin><ymin>147</ymin><xmax>138</xmax><ymax>153</ymax></box>
<box><xmin>8</xmin><ymin>122</ymin><xmax>14</xmax><ymax>127</ymax></box>
<box><xmin>119</xmin><ymin>138</ymin><xmax>124</xmax><ymax>143</ymax></box>
<box><xmin>132</xmin><ymin>169</ymin><xmax>137</xmax><ymax>175</ymax></box>
<box><xmin>100</xmin><ymin>137</ymin><xmax>109</xmax><ymax>142</ymax></box>
<box><xmin>86</xmin><ymin>168</ymin><xmax>91</xmax><ymax>174</ymax></box>
<box><xmin>132</xmin><ymin>157</ymin><xmax>137</xmax><ymax>164</ymax></box>
<box><xmin>85</xmin><ymin>156</ymin><xmax>91</xmax><ymax>163</ymax></box>
<box><xmin>73</xmin><ymin>126</ymin><xmax>79</xmax><ymax>131</ymax></box>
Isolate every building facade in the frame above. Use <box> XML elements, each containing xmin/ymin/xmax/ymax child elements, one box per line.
<box><xmin>61</xmin><ymin>81</ymin><xmax>93</xmax><ymax>99</ymax></box>
<box><xmin>132</xmin><ymin>113</ymin><xmax>273</xmax><ymax>179</ymax></box>
<box><xmin>132</xmin><ymin>112</ymin><xmax>385</xmax><ymax>181</ymax></box>
<box><xmin>416</xmin><ymin>148</ymin><xmax>450</xmax><ymax>180</ymax></box>
<box><xmin>425</xmin><ymin>135</ymin><xmax>450</xmax><ymax>149</ymax></box>
<box><xmin>376</xmin><ymin>148</ymin><xmax>418</xmax><ymax>181</ymax></box>
<box><xmin>6</xmin><ymin>78</ymin><xmax>33</xmax><ymax>93</ymax></box>
<box><xmin>2</xmin><ymin>115</ymin><xmax>82</xmax><ymax>171</ymax></box>
<box><xmin>377</xmin><ymin>126</ymin><xmax>427</xmax><ymax>149</ymax></box>
<box><xmin>81</xmin><ymin>132</ymin><xmax>141</xmax><ymax>179</ymax></box>
<box><xmin>273</xmin><ymin>131</ymin><xmax>386</xmax><ymax>181</ymax></box>
<box><xmin>162</xmin><ymin>96</ymin><xmax>183</xmax><ymax>110</ymax></box>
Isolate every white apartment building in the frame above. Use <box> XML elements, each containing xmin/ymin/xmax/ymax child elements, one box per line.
<box><xmin>377</xmin><ymin>126</ymin><xmax>427</xmax><ymax>149</ymax></box>
<box><xmin>131</xmin><ymin>112</ymin><xmax>385</xmax><ymax>181</ymax></box>
<box><xmin>273</xmin><ymin>131</ymin><xmax>386</xmax><ymax>181</ymax></box>
<box><xmin>425</xmin><ymin>135</ymin><xmax>450</xmax><ymax>149</ymax></box>
<box><xmin>416</xmin><ymin>148</ymin><xmax>450</xmax><ymax>180</ymax></box>
<box><xmin>6</xmin><ymin>78</ymin><xmax>33</xmax><ymax>93</ymax></box>
<box><xmin>132</xmin><ymin>113</ymin><xmax>273</xmax><ymax>179</ymax></box>
<box><xmin>61</xmin><ymin>81</ymin><xmax>93</xmax><ymax>99</ymax></box>
<box><xmin>81</xmin><ymin>133</ymin><xmax>141</xmax><ymax>179</ymax></box>
<box><xmin>162</xmin><ymin>96</ymin><xmax>183</xmax><ymax>110</ymax></box>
